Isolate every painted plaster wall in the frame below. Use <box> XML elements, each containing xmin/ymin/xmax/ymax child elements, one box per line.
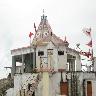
<box><xmin>94</xmin><ymin>57</ymin><xmax>96</xmax><ymax>71</ymax></box>
<box><xmin>16</xmin><ymin>66</ymin><xmax>22</xmax><ymax>73</ymax></box>
<box><xmin>36</xmin><ymin>42</ymin><xmax>57</xmax><ymax>69</ymax></box>
<box><xmin>11</xmin><ymin>47</ymin><xmax>34</xmax><ymax>56</ymax></box>
<box><xmin>58</xmin><ymin>46</ymin><xmax>67</xmax><ymax>70</ymax></box>
<box><xmin>14</xmin><ymin>74</ymin><xmax>22</xmax><ymax>96</ymax></box>
<box><xmin>66</xmin><ymin>48</ymin><xmax>81</xmax><ymax>71</ymax></box>
<box><xmin>6</xmin><ymin>88</ymin><xmax>14</xmax><ymax>96</ymax></box>
<box><xmin>36</xmin><ymin>45</ymin><xmax>47</xmax><ymax>68</ymax></box>
<box><xmin>46</xmin><ymin>42</ymin><xmax>56</xmax><ymax>69</ymax></box>
<box><xmin>13</xmin><ymin>73</ymin><xmax>38</xmax><ymax>96</ymax></box>
<box><xmin>92</xmin><ymin>80</ymin><xmax>96</xmax><ymax>96</ymax></box>
<box><xmin>77</xmin><ymin>72</ymin><xmax>96</xmax><ymax>96</ymax></box>
<box><xmin>49</xmin><ymin>72</ymin><xmax>67</xmax><ymax>96</ymax></box>
<box><xmin>7</xmin><ymin>71</ymin><xmax>96</xmax><ymax>96</ymax></box>
<box><xmin>76</xmin><ymin>55</ymin><xmax>81</xmax><ymax>71</ymax></box>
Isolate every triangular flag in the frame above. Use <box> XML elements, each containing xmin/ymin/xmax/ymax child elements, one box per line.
<box><xmin>82</xmin><ymin>28</ymin><xmax>91</xmax><ymax>37</ymax></box>
<box><xmin>86</xmin><ymin>39</ymin><xmax>92</xmax><ymax>47</ymax></box>
<box><xmin>29</xmin><ymin>32</ymin><xmax>34</xmax><ymax>38</ymax></box>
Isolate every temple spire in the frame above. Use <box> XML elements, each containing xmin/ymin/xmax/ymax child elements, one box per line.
<box><xmin>64</xmin><ymin>36</ymin><xmax>69</xmax><ymax>47</ymax></box>
<box><xmin>43</xmin><ymin>9</ymin><xmax>45</xmax><ymax>15</ymax></box>
<box><xmin>41</xmin><ymin>9</ymin><xmax>47</xmax><ymax>20</ymax></box>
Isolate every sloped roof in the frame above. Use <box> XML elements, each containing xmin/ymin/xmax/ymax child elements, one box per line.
<box><xmin>11</xmin><ymin>14</ymin><xmax>70</xmax><ymax>53</ymax></box>
<box><xmin>35</xmin><ymin>33</ymin><xmax>65</xmax><ymax>46</ymax></box>
<box><xmin>32</xmin><ymin>14</ymin><xmax>69</xmax><ymax>47</ymax></box>
<box><xmin>37</xmin><ymin>15</ymin><xmax>52</xmax><ymax>34</ymax></box>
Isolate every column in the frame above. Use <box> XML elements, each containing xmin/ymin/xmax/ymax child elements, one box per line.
<box><xmin>33</xmin><ymin>51</ymin><xmax>36</xmax><ymax>69</ymax></box>
<box><xmin>72</xmin><ymin>59</ymin><xmax>75</xmax><ymax>71</ymax></box>
<box><xmin>21</xmin><ymin>54</ymin><xmax>24</xmax><ymax>73</ymax></box>
<box><xmin>76</xmin><ymin>55</ymin><xmax>81</xmax><ymax>71</ymax></box>
<box><xmin>42</xmin><ymin>72</ymin><xmax>49</xmax><ymax>96</ymax></box>
<box><xmin>69</xmin><ymin>59</ymin><xmax>75</xmax><ymax>71</ymax></box>
<box><xmin>11</xmin><ymin>56</ymin><xmax>16</xmax><ymax>77</ymax></box>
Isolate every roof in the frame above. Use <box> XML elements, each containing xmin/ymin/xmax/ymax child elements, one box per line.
<box><xmin>35</xmin><ymin>33</ymin><xmax>65</xmax><ymax>46</ymax></box>
<box><xmin>32</xmin><ymin>14</ymin><xmax>69</xmax><ymax>47</ymax></box>
<box><xmin>11</xmin><ymin>14</ymin><xmax>73</xmax><ymax>53</ymax></box>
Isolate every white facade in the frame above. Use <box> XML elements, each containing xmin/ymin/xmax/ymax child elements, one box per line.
<box><xmin>6</xmin><ymin>14</ymin><xmax>96</xmax><ymax>96</ymax></box>
<box><xmin>6</xmin><ymin>88</ymin><xmax>14</xmax><ymax>96</ymax></box>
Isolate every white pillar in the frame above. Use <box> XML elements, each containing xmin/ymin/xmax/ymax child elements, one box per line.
<box><xmin>76</xmin><ymin>55</ymin><xmax>81</xmax><ymax>71</ymax></box>
<box><xmin>42</xmin><ymin>72</ymin><xmax>49</xmax><ymax>96</ymax></box>
<box><xmin>93</xmin><ymin>57</ymin><xmax>96</xmax><ymax>71</ymax></box>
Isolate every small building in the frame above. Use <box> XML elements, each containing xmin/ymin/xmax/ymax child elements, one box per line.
<box><xmin>6</xmin><ymin>13</ymin><xmax>96</xmax><ymax>96</ymax></box>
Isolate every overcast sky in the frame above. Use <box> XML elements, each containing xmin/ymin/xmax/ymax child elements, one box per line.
<box><xmin>0</xmin><ymin>0</ymin><xmax>96</xmax><ymax>79</ymax></box>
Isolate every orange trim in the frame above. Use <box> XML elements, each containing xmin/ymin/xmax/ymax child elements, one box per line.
<box><xmin>58</xmin><ymin>69</ymin><xmax>65</xmax><ymax>72</ymax></box>
<box><xmin>87</xmin><ymin>81</ymin><xmax>92</xmax><ymax>96</ymax></box>
<box><xmin>60</xmin><ymin>82</ymin><xmax>68</xmax><ymax>95</ymax></box>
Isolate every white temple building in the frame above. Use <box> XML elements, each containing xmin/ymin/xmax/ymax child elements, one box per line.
<box><xmin>6</xmin><ymin>13</ymin><xmax>96</xmax><ymax>96</ymax></box>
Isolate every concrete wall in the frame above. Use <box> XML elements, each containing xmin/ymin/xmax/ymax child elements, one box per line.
<box><xmin>58</xmin><ymin>46</ymin><xmax>67</xmax><ymax>70</ymax></box>
<box><xmin>7</xmin><ymin>71</ymin><xmax>96</xmax><ymax>96</ymax></box>
<box><xmin>36</xmin><ymin>41</ymin><xmax>57</xmax><ymax>70</ymax></box>
<box><xmin>16</xmin><ymin>66</ymin><xmax>22</xmax><ymax>73</ymax></box>
<box><xmin>13</xmin><ymin>73</ymin><xmax>38</xmax><ymax>96</ymax></box>
<box><xmin>11</xmin><ymin>41</ymin><xmax>81</xmax><ymax>72</ymax></box>
<box><xmin>6</xmin><ymin>88</ymin><xmax>14</xmax><ymax>96</ymax></box>
<box><xmin>49</xmin><ymin>72</ymin><xmax>67</xmax><ymax>96</ymax></box>
<box><xmin>11</xmin><ymin>47</ymin><xmax>34</xmax><ymax>56</ymax></box>
<box><xmin>36</xmin><ymin>45</ymin><xmax>47</xmax><ymax>69</ymax></box>
<box><xmin>77</xmin><ymin>72</ymin><xmax>96</xmax><ymax>96</ymax></box>
<box><xmin>94</xmin><ymin>57</ymin><xmax>96</xmax><ymax>71</ymax></box>
<box><xmin>66</xmin><ymin>48</ymin><xmax>81</xmax><ymax>71</ymax></box>
<box><xmin>84</xmin><ymin>79</ymin><xmax>96</xmax><ymax>96</ymax></box>
<box><xmin>36</xmin><ymin>42</ymin><xmax>68</xmax><ymax>71</ymax></box>
<box><xmin>92</xmin><ymin>80</ymin><xmax>96</xmax><ymax>96</ymax></box>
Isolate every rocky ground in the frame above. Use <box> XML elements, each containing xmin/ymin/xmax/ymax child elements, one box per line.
<box><xmin>0</xmin><ymin>74</ymin><xmax>14</xmax><ymax>96</ymax></box>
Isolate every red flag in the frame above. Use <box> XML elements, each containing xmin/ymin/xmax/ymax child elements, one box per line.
<box><xmin>90</xmin><ymin>49</ymin><xmax>93</xmax><ymax>60</ymax></box>
<box><xmin>84</xmin><ymin>52</ymin><xmax>91</xmax><ymax>58</ymax></box>
<box><xmin>80</xmin><ymin>50</ymin><xmax>92</xmax><ymax>58</ymax></box>
<box><xmin>82</xmin><ymin>28</ymin><xmax>91</xmax><ymax>37</ymax></box>
<box><xmin>86</xmin><ymin>39</ymin><xmax>92</xmax><ymax>47</ymax></box>
<box><xmin>29</xmin><ymin>32</ymin><xmax>34</xmax><ymax>38</ymax></box>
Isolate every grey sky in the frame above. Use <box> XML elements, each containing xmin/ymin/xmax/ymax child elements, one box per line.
<box><xmin>0</xmin><ymin>0</ymin><xmax>96</xmax><ymax>78</ymax></box>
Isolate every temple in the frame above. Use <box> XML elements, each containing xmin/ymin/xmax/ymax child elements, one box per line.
<box><xmin>6</xmin><ymin>13</ymin><xmax>96</xmax><ymax>96</ymax></box>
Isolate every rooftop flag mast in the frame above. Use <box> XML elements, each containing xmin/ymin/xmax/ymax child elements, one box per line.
<box><xmin>82</xmin><ymin>27</ymin><xmax>94</xmax><ymax>71</ymax></box>
<box><xmin>29</xmin><ymin>32</ymin><xmax>34</xmax><ymax>72</ymax></box>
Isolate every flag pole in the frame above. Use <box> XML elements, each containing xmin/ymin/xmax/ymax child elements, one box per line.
<box><xmin>29</xmin><ymin>32</ymin><xmax>34</xmax><ymax>72</ymax></box>
<box><xmin>83</xmin><ymin>27</ymin><xmax>94</xmax><ymax>71</ymax></box>
<box><xmin>30</xmin><ymin>35</ymin><xmax>31</xmax><ymax>72</ymax></box>
<box><xmin>90</xmin><ymin>28</ymin><xmax>94</xmax><ymax>71</ymax></box>
<box><xmin>91</xmin><ymin>34</ymin><xmax>94</xmax><ymax>71</ymax></box>
<box><xmin>88</xmin><ymin>28</ymin><xmax>94</xmax><ymax>71</ymax></box>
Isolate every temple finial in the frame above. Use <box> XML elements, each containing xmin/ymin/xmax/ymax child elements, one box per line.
<box><xmin>43</xmin><ymin>9</ymin><xmax>45</xmax><ymax>14</ymax></box>
<box><xmin>64</xmin><ymin>36</ymin><xmax>69</xmax><ymax>47</ymax></box>
<box><xmin>42</xmin><ymin>9</ymin><xmax>45</xmax><ymax>19</ymax></box>
<box><xmin>41</xmin><ymin>9</ymin><xmax>47</xmax><ymax>20</ymax></box>
<box><xmin>64</xmin><ymin>36</ymin><xmax>66</xmax><ymax>41</ymax></box>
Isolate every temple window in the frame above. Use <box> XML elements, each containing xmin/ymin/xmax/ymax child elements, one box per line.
<box><xmin>38</xmin><ymin>51</ymin><xmax>44</xmax><ymax>56</ymax></box>
<box><xmin>58</xmin><ymin>51</ymin><xmax>64</xmax><ymax>55</ymax></box>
